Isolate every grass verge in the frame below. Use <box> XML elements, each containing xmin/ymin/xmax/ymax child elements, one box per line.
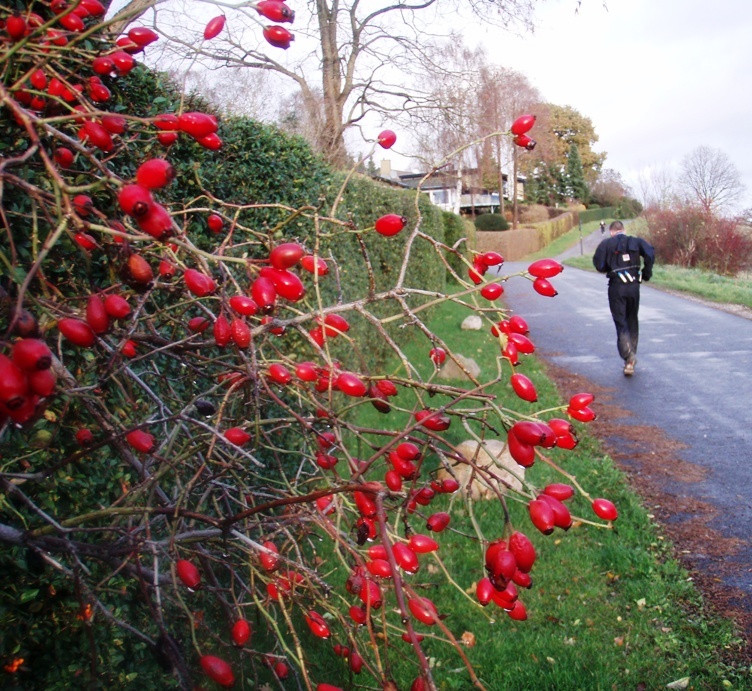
<box><xmin>323</xmin><ymin>293</ymin><xmax>750</xmax><ymax>690</ymax></box>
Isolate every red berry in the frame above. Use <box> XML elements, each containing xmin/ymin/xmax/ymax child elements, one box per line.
<box><xmin>224</xmin><ymin>427</ymin><xmax>251</xmax><ymax>446</ymax></box>
<box><xmin>251</xmin><ymin>276</ymin><xmax>276</xmax><ymax>312</ymax></box>
<box><xmin>476</xmin><ymin>577</ymin><xmax>495</xmax><ymax>606</ymax></box>
<box><xmin>510</xmin><ymin>113</ymin><xmax>536</xmax><ymax>136</ymax></box>
<box><xmin>305</xmin><ymin>610</ymin><xmax>330</xmax><ymax>639</ymax></box>
<box><xmin>408</xmin><ymin>597</ymin><xmax>439</xmax><ymax>626</ymax></box>
<box><xmin>532</xmin><ymin>276</ymin><xmax>557</xmax><ymax>297</ymax></box>
<box><xmin>128</xmin><ymin>26</ymin><xmax>159</xmax><ymax>47</ymax></box>
<box><xmin>231</xmin><ymin>619</ymin><xmax>252</xmax><ymax>646</ymax></box>
<box><xmin>429</xmin><ymin>347</ymin><xmax>446</xmax><ymax>365</ymax></box>
<box><xmin>177</xmin><ymin>111</ymin><xmax>217</xmax><ymax>139</ymax></box>
<box><xmin>481</xmin><ymin>251</ymin><xmax>504</xmax><ymax>266</ymax></box>
<box><xmin>207</xmin><ymin>213</ymin><xmax>224</xmax><ymax>233</ymax></box>
<box><xmin>136</xmin><ymin>158</ymin><xmax>175</xmax><ymax>189</ymax></box>
<box><xmin>104</xmin><ymin>294</ymin><xmax>131</xmax><ymax>319</ymax></box>
<box><xmin>538</xmin><ymin>493</ymin><xmax>572</xmax><ymax>530</ymax></box>
<box><xmin>374</xmin><ymin>214</ymin><xmax>406</xmax><ymax>237</ymax></box>
<box><xmin>58</xmin><ymin>318</ymin><xmax>96</xmax><ymax>347</ymax></box>
<box><xmin>367</xmin><ymin>558</ymin><xmax>392</xmax><ymax>579</ymax></box>
<box><xmin>119</xmin><ymin>184</ymin><xmax>154</xmax><ymax>218</ymax></box>
<box><xmin>121</xmin><ymin>340</ymin><xmax>137</xmax><ymax>358</ymax></box>
<box><xmin>510</xmin><ymin>373</ymin><xmax>537</xmax><ymax>402</ymax></box>
<box><xmin>183</xmin><ymin>269</ymin><xmax>216</xmax><ymax>297</ymax></box>
<box><xmin>256</xmin><ymin>2</ymin><xmax>295</xmax><ymax>23</ymax></box>
<box><xmin>175</xmin><ymin>559</ymin><xmax>200</xmax><ymax>588</ymax></box>
<box><xmin>268</xmin><ymin>363</ymin><xmax>292</xmax><ymax>385</ymax></box>
<box><xmin>336</xmin><ymin>371</ymin><xmax>367</xmax><ymax>397</ymax></box>
<box><xmin>213</xmin><ymin>314</ymin><xmax>231</xmax><ymax>347</ymax></box>
<box><xmin>508</xmin><ymin>315</ymin><xmax>529</xmax><ymax>334</ymax></box>
<box><xmin>6</xmin><ymin>14</ymin><xmax>27</xmax><ymax>41</ymax></box>
<box><xmin>408</xmin><ymin>534</ymin><xmax>439</xmax><ymax>554</ymax></box>
<box><xmin>196</xmin><ymin>132</ymin><xmax>223</xmax><ymax>150</ymax></box>
<box><xmin>28</xmin><ymin>369</ymin><xmax>56</xmax><ymax>397</ymax></box>
<box><xmin>230</xmin><ymin>318</ymin><xmax>250</xmax><ymax>348</ymax></box>
<box><xmin>260</xmin><ymin>267</ymin><xmax>305</xmax><ymax>302</ymax></box>
<box><xmin>592</xmin><ymin>498</ymin><xmax>618</xmax><ymax>521</ymax></box>
<box><xmin>270</xmin><ymin>242</ymin><xmax>304</xmax><ymax>269</ymax></box>
<box><xmin>322</xmin><ymin>314</ymin><xmax>350</xmax><ymax>336</ymax></box>
<box><xmin>568</xmin><ymin>392</ymin><xmax>594</xmax><ymax>410</ymax></box>
<box><xmin>259</xmin><ymin>541</ymin><xmax>280</xmax><ymax>571</ymax></box>
<box><xmin>58</xmin><ymin>12</ymin><xmax>85</xmax><ymax>31</ymax></box>
<box><xmin>377</xmin><ymin>129</ymin><xmax>397</xmax><ymax>149</ymax></box>
<box><xmin>0</xmin><ymin>354</ymin><xmax>29</xmax><ymax>410</ymax></box>
<box><xmin>75</xmin><ymin>428</ymin><xmax>94</xmax><ymax>446</ymax></box>
<box><xmin>54</xmin><ymin>147</ymin><xmax>74</xmax><ymax>168</ymax></box>
<box><xmin>204</xmin><ymin>15</ymin><xmax>226</xmax><ymax>39</ymax></box>
<box><xmin>507</xmin><ymin>599</ymin><xmax>528</xmax><ymax>621</ymax></box>
<box><xmin>92</xmin><ymin>55</ymin><xmax>115</xmax><ymax>75</ymax></box>
<box><xmin>12</xmin><ymin>338</ymin><xmax>52</xmax><ymax>371</ymax></box>
<box><xmin>507</xmin><ymin>430</ymin><xmax>535</xmax><ymax>468</ymax></box>
<box><xmin>426</xmin><ymin>511</ymin><xmax>450</xmax><ymax>533</ymax></box>
<box><xmin>229</xmin><ymin>295</ymin><xmax>258</xmax><ymax>316</ymax></box>
<box><xmin>528</xmin><ymin>258</ymin><xmax>563</xmax><ymax>279</ymax></box>
<box><xmin>187</xmin><ymin>316</ymin><xmax>210</xmax><ymax>333</ymax></box>
<box><xmin>199</xmin><ymin>655</ymin><xmax>234</xmax><ymax>688</ymax></box>
<box><xmin>508</xmin><ymin>531</ymin><xmax>536</xmax><ymax>573</ymax></box>
<box><xmin>86</xmin><ymin>295</ymin><xmax>109</xmax><ymax>334</ymax></box>
<box><xmin>415</xmin><ymin>409</ymin><xmax>450</xmax><ymax>431</ymax></box>
<box><xmin>79</xmin><ymin>120</ymin><xmax>113</xmax><ymax>153</ymax></box>
<box><xmin>543</xmin><ymin>483</ymin><xmax>575</xmax><ymax>502</ymax></box>
<box><xmin>74</xmin><ymin>233</ymin><xmax>97</xmax><ymax>251</ymax></box>
<box><xmin>300</xmin><ymin>254</ymin><xmax>328</xmax><ymax>275</ymax></box>
<box><xmin>528</xmin><ymin>498</ymin><xmax>555</xmax><ymax>535</ymax></box>
<box><xmin>263</xmin><ymin>25</ymin><xmax>294</xmax><ymax>49</ymax></box>
<box><xmin>480</xmin><ymin>282</ymin><xmax>504</xmax><ymax>300</ymax></box>
<box><xmin>110</xmin><ymin>51</ymin><xmax>136</xmax><ymax>75</ymax></box>
<box><xmin>567</xmin><ymin>405</ymin><xmax>596</xmax><ymax>423</ymax></box>
<box><xmin>126</xmin><ymin>429</ymin><xmax>155</xmax><ymax>453</ymax></box>
<box><xmin>513</xmin><ymin>133</ymin><xmax>536</xmax><ymax>150</ymax></box>
<box><xmin>393</xmin><ymin>543</ymin><xmax>420</xmax><ymax>573</ymax></box>
<box><xmin>128</xmin><ymin>254</ymin><xmax>154</xmax><ymax>284</ymax></box>
<box><xmin>384</xmin><ymin>469</ymin><xmax>402</xmax><ymax>491</ymax></box>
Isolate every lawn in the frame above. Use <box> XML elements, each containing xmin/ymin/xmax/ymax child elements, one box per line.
<box><xmin>324</xmin><ymin>290</ymin><xmax>751</xmax><ymax>690</ymax></box>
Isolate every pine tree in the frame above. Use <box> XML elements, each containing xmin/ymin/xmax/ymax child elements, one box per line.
<box><xmin>565</xmin><ymin>143</ymin><xmax>589</xmax><ymax>202</ymax></box>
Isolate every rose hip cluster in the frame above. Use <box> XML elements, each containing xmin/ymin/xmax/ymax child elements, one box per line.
<box><xmin>2</xmin><ymin>4</ymin><xmax>622</xmax><ymax>684</ymax></box>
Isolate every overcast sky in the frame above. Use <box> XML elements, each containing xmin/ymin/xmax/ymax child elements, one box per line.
<box><xmin>477</xmin><ymin>0</ymin><xmax>752</xmax><ymax>209</ymax></box>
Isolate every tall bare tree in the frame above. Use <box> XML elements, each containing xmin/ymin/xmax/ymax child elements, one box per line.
<box><xmin>679</xmin><ymin>145</ymin><xmax>745</xmax><ymax>213</ymax></box>
<box><xmin>634</xmin><ymin>164</ymin><xmax>678</xmax><ymax>211</ymax></box>
<box><xmin>112</xmin><ymin>0</ymin><xmax>539</xmax><ymax>167</ymax></box>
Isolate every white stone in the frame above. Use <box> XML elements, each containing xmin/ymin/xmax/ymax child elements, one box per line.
<box><xmin>435</xmin><ymin>439</ymin><xmax>525</xmax><ymax>500</ymax></box>
<box><xmin>461</xmin><ymin>315</ymin><xmax>483</xmax><ymax>330</ymax></box>
<box><xmin>437</xmin><ymin>354</ymin><xmax>481</xmax><ymax>380</ymax></box>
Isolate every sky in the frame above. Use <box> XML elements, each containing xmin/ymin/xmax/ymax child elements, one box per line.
<box><xmin>473</xmin><ymin>0</ymin><xmax>752</xmax><ymax>209</ymax></box>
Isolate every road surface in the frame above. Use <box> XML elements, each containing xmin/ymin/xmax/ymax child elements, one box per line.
<box><xmin>490</xmin><ymin>229</ymin><xmax>752</xmax><ymax>624</ymax></box>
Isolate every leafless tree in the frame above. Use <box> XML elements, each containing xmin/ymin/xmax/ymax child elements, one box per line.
<box><xmin>111</xmin><ymin>0</ymin><xmax>539</xmax><ymax>167</ymax></box>
<box><xmin>679</xmin><ymin>145</ymin><xmax>746</xmax><ymax>213</ymax></box>
<box><xmin>634</xmin><ymin>164</ymin><xmax>678</xmax><ymax>211</ymax></box>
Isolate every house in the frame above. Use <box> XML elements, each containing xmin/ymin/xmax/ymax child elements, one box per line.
<box><xmin>378</xmin><ymin>160</ymin><xmax>525</xmax><ymax>216</ymax></box>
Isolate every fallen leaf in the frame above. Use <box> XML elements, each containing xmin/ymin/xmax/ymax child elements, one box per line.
<box><xmin>666</xmin><ymin>678</ymin><xmax>689</xmax><ymax>689</ymax></box>
<box><xmin>460</xmin><ymin>631</ymin><xmax>476</xmax><ymax>648</ymax></box>
<box><xmin>613</xmin><ymin>636</ymin><xmax>624</xmax><ymax>647</ymax></box>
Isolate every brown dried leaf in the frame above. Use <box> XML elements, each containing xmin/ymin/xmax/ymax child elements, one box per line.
<box><xmin>460</xmin><ymin>631</ymin><xmax>476</xmax><ymax>648</ymax></box>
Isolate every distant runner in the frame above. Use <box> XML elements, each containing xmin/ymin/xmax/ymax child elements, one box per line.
<box><xmin>593</xmin><ymin>221</ymin><xmax>655</xmax><ymax>376</ymax></box>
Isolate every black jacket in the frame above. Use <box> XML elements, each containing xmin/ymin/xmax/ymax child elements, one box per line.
<box><xmin>593</xmin><ymin>232</ymin><xmax>655</xmax><ymax>284</ymax></box>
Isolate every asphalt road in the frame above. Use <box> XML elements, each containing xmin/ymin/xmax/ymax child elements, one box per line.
<box><xmin>490</xmin><ymin>229</ymin><xmax>752</xmax><ymax>599</ymax></box>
